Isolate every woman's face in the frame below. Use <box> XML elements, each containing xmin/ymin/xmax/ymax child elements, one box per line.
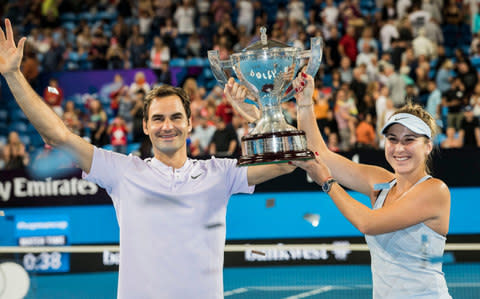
<box><xmin>384</xmin><ymin>124</ymin><xmax>432</xmax><ymax>176</ymax></box>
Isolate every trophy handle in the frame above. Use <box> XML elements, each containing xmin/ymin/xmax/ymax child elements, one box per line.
<box><xmin>208</xmin><ymin>50</ymin><xmax>261</xmax><ymax>122</ymax></box>
<box><xmin>207</xmin><ymin>50</ymin><xmax>232</xmax><ymax>88</ymax></box>
<box><xmin>283</xmin><ymin>37</ymin><xmax>323</xmax><ymax>100</ymax></box>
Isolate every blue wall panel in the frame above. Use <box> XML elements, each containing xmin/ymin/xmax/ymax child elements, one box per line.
<box><xmin>1</xmin><ymin>187</ymin><xmax>479</xmax><ymax>245</ymax></box>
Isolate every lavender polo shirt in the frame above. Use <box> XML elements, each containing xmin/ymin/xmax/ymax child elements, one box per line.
<box><xmin>83</xmin><ymin>147</ymin><xmax>254</xmax><ymax>299</ymax></box>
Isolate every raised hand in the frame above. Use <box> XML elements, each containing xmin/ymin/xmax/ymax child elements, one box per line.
<box><xmin>292</xmin><ymin>72</ymin><xmax>315</xmax><ymax>106</ymax></box>
<box><xmin>224</xmin><ymin>77</ymin><xmax>261</xmax><ymax>123</ymax></box>
<box><xmin>0</xmin><ymin>19</ymin><xmax>26</xmax><ymax>75</ymax></box>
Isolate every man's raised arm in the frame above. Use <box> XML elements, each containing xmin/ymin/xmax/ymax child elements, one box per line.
<box><xmin>0</xmin><ymin>19</ymin><xmax>93</xmax><ymax>172</ymax></box>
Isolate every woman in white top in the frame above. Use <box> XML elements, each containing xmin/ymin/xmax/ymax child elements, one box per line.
<box><xmin>291</xmin><ymin>73</ymin><xmax>452</xmax><ymax>298</ymax></box>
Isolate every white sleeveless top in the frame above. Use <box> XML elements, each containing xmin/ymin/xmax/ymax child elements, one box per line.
<box><xmin>364</xmin><ymin>176</ymin><xmax>452</xmax><ymax>299</ymax></box>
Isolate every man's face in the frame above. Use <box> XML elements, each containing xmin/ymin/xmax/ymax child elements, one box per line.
<box><xmin>143</xmin><ymin>96</ymin><xmax>192</xmax><ymax>156</ymax></box>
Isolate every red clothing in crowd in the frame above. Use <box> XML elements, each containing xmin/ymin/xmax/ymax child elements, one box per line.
<box><xmin>339</xmin><ymin>34</ymin><xmax>358</xmax><ymax>63</ymax></box>
<box><xmin>43</xmin><ymin>86</ymin><xmax>64</xmax><ymax>107</ymax></box>
<box><xmin>110</xmin><ymin>125</ymin><xmax>128</xmax><ymax>146</ymax></box>
<box><xmin>215</xmin><ymin>101</ymin><xmax>234</xmax><ymax>124</ymax></box>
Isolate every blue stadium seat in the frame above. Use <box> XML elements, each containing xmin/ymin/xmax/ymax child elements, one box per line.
<box><xmin>169</xmin><ymin>58</ymin><xmax>187</xmax><ymax>68</ymax></box>
<box><xmin>0</xmin><ymin>109</ymin><xmax>8</xmax><ymax>122</ymax></box>
<box><xmin>471</xmin><ymin>57</ymin><xmax>480</xmax><ymax>70</ymax></box>
<box><xmin>10</xmin><ymin>109</ymin><xmax>28</xmax><ymax>121</ymax></box>
<box><xmin>60</xmin><ymin>13</ymin><xmax>76</xmax><ymax>23</ymax></box>
<box><xmin>0</xmin><ymin>135</ymin><xmax>7</xmax><ymax>146</ymax></box>
<box><xmin>8</xmin><ymin>122</ymin><xmax>28</xmax><ymax>133</ymax></box>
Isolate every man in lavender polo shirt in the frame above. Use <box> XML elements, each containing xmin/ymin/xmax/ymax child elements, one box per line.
<box><xmin>0</xmin><ymin>19</ymin><xmax>295</xmax><ymax>298</ymax></box>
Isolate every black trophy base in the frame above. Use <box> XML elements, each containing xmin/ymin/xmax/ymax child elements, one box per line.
<box><xmin>237</xmin><ymin>150</ymin><xmax>315</xmax><ymax>166</ymax></box>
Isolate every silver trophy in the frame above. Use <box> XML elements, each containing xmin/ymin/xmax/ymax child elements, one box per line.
<box><xmin>208</xmin><ymin>27</ymin><xmax>323</xmax><ymax>166</ymax></box>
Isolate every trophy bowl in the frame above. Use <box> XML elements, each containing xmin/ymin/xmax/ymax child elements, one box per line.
<box><xmin>208</xmin><ymin>27</ymin><xmax>323</xmax><ymax>166</ymax></box>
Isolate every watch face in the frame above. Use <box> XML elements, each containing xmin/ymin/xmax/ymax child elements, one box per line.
<box><xmin>322</xmin><ymin>179</ymin><xmax>335</xmax><ymax>193</ymax></box>
<box><xmin>322</xmin><ymin>181</ymin><xmax>329</xmax><ymax>193</ymax></box>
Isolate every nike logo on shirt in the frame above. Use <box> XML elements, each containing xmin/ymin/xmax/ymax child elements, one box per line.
<box><xmin>191</xmin><ymin>173</ymin><xmax>202</xmax><ymax>179</ymax></box>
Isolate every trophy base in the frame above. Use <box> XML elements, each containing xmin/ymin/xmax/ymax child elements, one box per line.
<box><xmin>237</xmin><ymin>130</ymin><xmax>315</xmax><ymax>166</ymax></box>
<box><xmin>237</xmin><ymin>151</ymin><xmax>314</xmax><ymax>166</ymax></box>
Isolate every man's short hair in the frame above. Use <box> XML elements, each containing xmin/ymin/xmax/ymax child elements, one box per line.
<box><xmin>143</xmin><ymin>85</ymin><xmax>191</xmax><ymax>121</ymax></box>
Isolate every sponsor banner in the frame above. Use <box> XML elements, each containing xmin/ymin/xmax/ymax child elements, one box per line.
<box><xmin>1</xmin><ymin>235</ymin><xmax>478</xmax><ymax>274</ymax></box>
<box><xmin>0</xmin><ymin>169</ymin><xmax>111</xmax><ymax>207</ymax></box>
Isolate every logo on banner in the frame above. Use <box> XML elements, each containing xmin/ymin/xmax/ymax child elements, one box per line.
<box><xmin>0</xmin><ymin>177</ymin><xmax>98</xmax><ymax>202</ymax></box>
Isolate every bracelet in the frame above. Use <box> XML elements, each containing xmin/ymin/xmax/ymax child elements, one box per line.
<box><xmin>322</xmin><ymin>176</ymin><xmax>334</xmax><ymax>184</ymax></box>
<box><xmin>297</xmin><ymin>102</ymin><xmax>314</xmax><ymax>108</ymax></box>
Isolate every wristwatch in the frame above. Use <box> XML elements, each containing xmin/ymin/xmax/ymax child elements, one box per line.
<box><xmin>322</xmin><ymin>178</ymin><xmax>337</xmax><ymax>193</ymax></box>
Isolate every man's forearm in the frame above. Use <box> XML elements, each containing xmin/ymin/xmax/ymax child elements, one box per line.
<box><xmin>3</xmin><ymin>70</ymin><xmax>69</xmax><ymax>146</ymax></box>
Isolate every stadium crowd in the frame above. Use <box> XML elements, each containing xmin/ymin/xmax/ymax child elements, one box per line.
<box><xmin>1</xmin><ymin>0</ymin><xmax>480</xmax><ymax>171</ymax></box>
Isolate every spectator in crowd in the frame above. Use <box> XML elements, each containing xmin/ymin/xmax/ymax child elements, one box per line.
<box><xmin>186</xmin><ymin>33</ymin><xmax>203</xmax><ymax>58</ymax></box>
<box><xmin>155</xmin><ymin>62</ymin><xmax>172</xmax><ymax>86</ymax></box>
<box><xmin>425</xmin><ymin>18</ymin><xmax>444</xmax><ymax>46</ymax></box>
<box><xmin>197</xmin><ymin>15</ymin><xmax>216</xmax><ymax>54</ymax></box>
<box><xmin>288</xmin><ymin>0</ymin><xmax>306</xmax><ymax>25</ymax></box>
<box><xmin>160</xmin><ymin>17</ymin><xmax>178</xmax><ymax>51</ymax></box>
<box><xmin>408</xmin><ymin>3</ymin><xmax>431</xmax><ymax>36</ymax></box>
<box><xmin>384</xmin><ymin>63</ymin><xmax>407</xmax><ymax>108</ymax></box>
<box><xmin>440</xmin><ymin>127</ymin><xmax>460</xmax><ymax>149</ymax></box>
<box><xmin>355</xmin><ymin>113</ymin><xmax>377</xmax><ymax>149</ymax></box>
<box><xmin>334</xmin><ymin>89</ymin><xmax>356</xmax><ymax>151</ymax></box>
<box><xmin>234</xmin><ymin>114</ymin><xmax>252</xmax><ymax>145</ymax></box>
<box><xmin>215</xmin><ymin>95</ymin><xmax>234</xmax><ymax>125</ymax></box>
<box><xmin>106</xmin><ymin>41</ymin><xmax>126</xmax><ymax>70</ymax></box>
<box><xmin>380</xmin><ymin>18</ymin><xmax>399</xmax><ymax>52</ymax></box>
<box><xmin>43</xmin><ymin>78</ymin><xmax>64</xmax><ymax>116</ymax></box>
<box><xmin>470</xmin><ymin>83</ymin><xmax>480</xmax><ymax>119</ymax></box>
<box><xmin>327</xmin><ymin>131</ymin><xmax>340</xmax><ymax>152</ymax></box>
<box><xmin>138</xmin><ymin>8</ymin><xmax>153</xmax><ymax>38</ymax></box>
<box><xmin>350</xmin><ymin>67</ymin><xmax>367</xmax><ymax>112</ymax></box>
<box><xmin>458</xmin><ymin>105</ymin><xmax>480</xmax><ymax>148</ymax></box>
<box><xmin>339</xmin><ymin>25</ymin><xmax>358</xmax><ymax>64</ymax></box>
<box><xmin>130</xmin><ymin>89</ymin><xmax>146</xmax><ymax>143</ymax></box>
<box><xmin>128</xmin><ymin>30</ymin><xmax>148</xmax><ymax>68</ymax></box>
<box><xmin>174</xmin><ymin>0</ymin><xmax>196</xmax><ymax>36</ymax></box>
<box><xmin>425</xmin><ymin>79</ymin><xmax>443</xmax><ymax>126</ymax></box>
<box><xmin>457</xmin><ymin>61</ymin><xmax>478</xmax><ymax>96</ymax></box>
<box><xmin>325</xmin><ymin>26</ymin><xmax>342</xmax><ymax>71</ymax></box>
<box><xmin>412</xmin><ymin>28</ymin><xmax>435</xmax><ymax>59</ymax></box>
<box><xmin>442</xmin><ymin>77</ymin><xmax>467</xmax><ymax>131</ymax></box>
<box><xmin>3</xmin><ymin>131</ymin><xmax>29</xmax><ymax>170</ymax></box>
<box><xmin>150</xmin><ymin>36</ymin><xmax>170</xmax><ymax>81</ymax></box>
<box><xmin>436</xmin><ymin>59</ymin><xmax>453</xmax><ymax>93</ymax></box>
<box><xmin>21</xmin><ymin>43</ymin><xmax>40</xmax><ymax>90</ymax></box>
<box><xmin>209</xmin><ymin>117</ymin><xmax>238</xmax><ymax>158</ymax></box>
<box><xmin>129</xmin><ymin>71</ymin><xmax>151</xmax><ymax>98</ymax></box>
<box><xmin>422</xmin><ymin>0</ymin><xmax>442</xmax><ymax>24</ymax></box>
<box><xmin>381</xmin><ymin>0</ymin><xmax>397</xmax><ymax>20</ymax></box>
<box><xmin>357</xmin><ymin>26</ymin><xmax>378</xmax><ymax>55</ymax></box>
<box><xmin>190</xmin><ymin>116</ymin><xmax>216</xmax><ymax>158</ymax></box>
<box><xmin>210</xmin><ymin>0</ymin><xmax>232</xmax><ymax>25</ymax></box>
<box><xmin>237</xmin><ymin>0</ymin><xmax>254</xmax><ymax>35</ymax></box>
<box><xmin>321</xmin><ymin>0</ymin><xmax>340</xmax><ymax>29</ymax></box>
<box><xmin>107</xmin><ymin>116</ymin><xmax>129</xmax><ymax>154</ymax></box>
<box><xmin>377</xmin><ymin>98</ymin><xmax>397</xmax><ymax>148</ymax></box>
<box><xmin>88</xmin><ymin>30</ymin><xmax>108</xmax><ymax>70</ymax></box>
<box><xmin>62</xmin><ymin>100</ymin><xmax>82</xmax><ymax>136</ymax></box>
<box><xmin>339</xmin><ymin>56</ymin><xmax>353</xmax><ymax>84</ymax></box>
<box><xmin>87</xmin><ymin>99</ymin><xmax>109</xmax><ymax>147</ymax></box>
